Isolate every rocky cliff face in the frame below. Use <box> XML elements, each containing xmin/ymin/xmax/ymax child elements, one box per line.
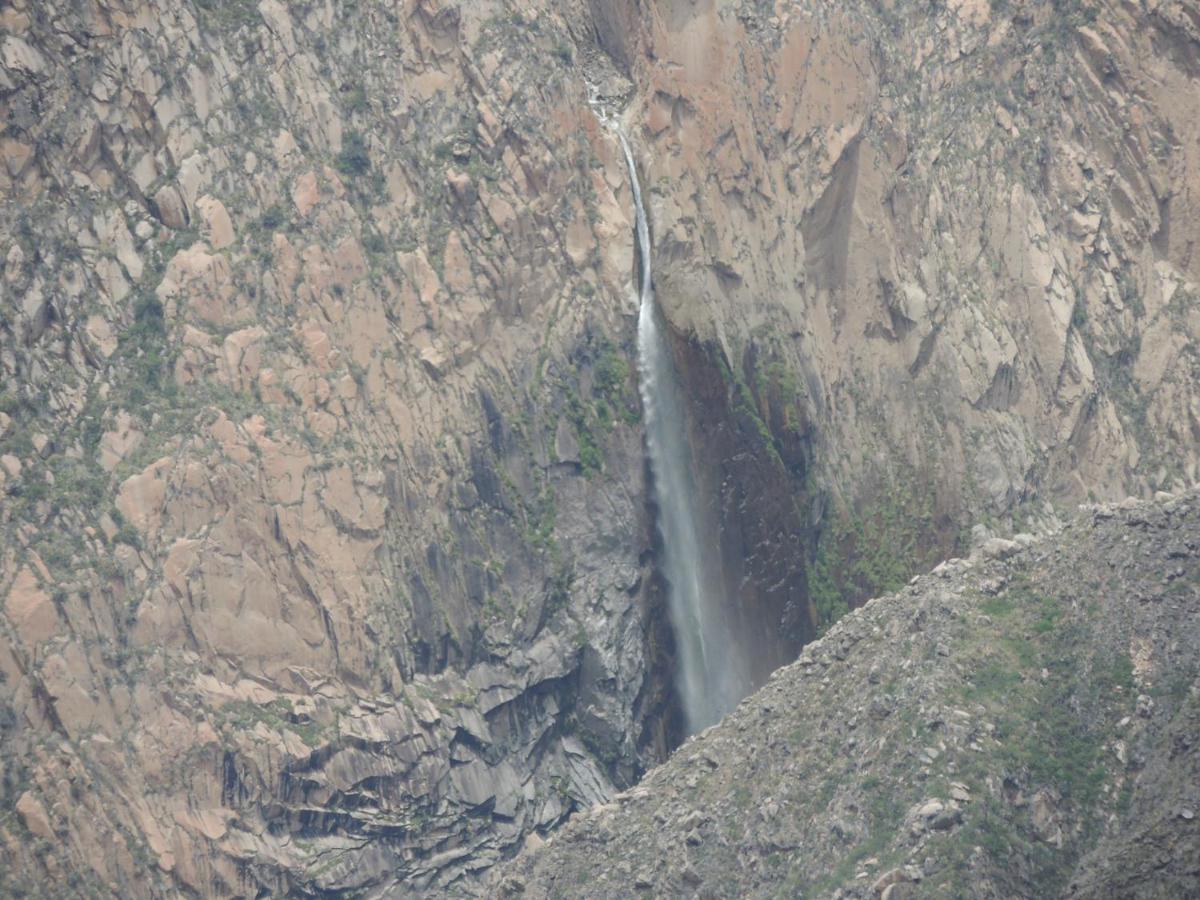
<box><xmin>496</xmin><ymin>489</ymin><xmax>1200</xmax><ymax>898</ymax></box>
<box><xmin>1</xmin><ymin>0</ymin><xmax>1198</xmax><ymax>896</ymax></box>
<box><xmin>1</xmin><ymin>1</ymin><xmax>661</xmax><ymax>894</ymax></box>
<box><xmin>625</xmin><ymin>0</ymin><xmax>1200</xmax><ymax>626</ymax></box>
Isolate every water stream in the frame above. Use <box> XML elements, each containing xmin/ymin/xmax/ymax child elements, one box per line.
<box><xmin>613</xmin><ymin>126</ymin><xmax>750</xmax><ymax>733</ymax></box>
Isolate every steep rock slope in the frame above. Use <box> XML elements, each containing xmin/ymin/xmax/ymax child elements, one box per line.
<box><xmin>0</xmin><ymin>1</ymin><xmax>667</xmax><ymax>895</ymax></box>
<box><xmin>496</xmin><ymin>490</ymin><xmax>1200</xmax><ymax>898</ymax></box>
<box><xmin>618</xmin><ymin>0</ymin><xmax>1200</xmax><ymax>623</ymax></box>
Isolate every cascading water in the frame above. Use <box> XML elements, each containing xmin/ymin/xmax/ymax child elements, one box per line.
<box><xmin>614</xmin><ymin>127</ymin><xmax>751</xmax><ymax>734</ymax></box>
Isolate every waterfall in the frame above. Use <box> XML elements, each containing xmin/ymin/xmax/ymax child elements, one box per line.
<box><xmin>614</xmin><ymin>128</ymin><xmax>750</xmax><ymax>734</ymax></box>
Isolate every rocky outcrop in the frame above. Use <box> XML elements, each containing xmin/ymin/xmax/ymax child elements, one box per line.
<box><xmin>495</xmin><ymin>490</ymin><xmax>1200</xmax><ymax>898</ymax></box>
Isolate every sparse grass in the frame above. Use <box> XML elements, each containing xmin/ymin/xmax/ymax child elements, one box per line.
<box><xmin>809</xmin><ymin>480</ymin><xmax>940</xmax><ymax>632</ymax></box>
<box><xmin>218</xmin><ymin>698</ymin><xmax>328</xmax><ymax>748</ymax></box>
<box><xmin>555</xmin><ymin>336</ymin><xmax>637</xmax><ymax>475</ymax></box>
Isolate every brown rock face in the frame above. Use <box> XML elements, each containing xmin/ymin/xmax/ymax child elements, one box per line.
<box><xmin>1</xmin><ymin>0</ymin><xmax>1198</xmax><ymax>896</ymax></box>
<box><xmin>0</xmin><ymin>0</ymin><xmax>657</xmax><ymax>894</ymax></box>
<box><xmin>626</xmin><ymin>0</ymin><xmax>1200</xmax><ymax>529</ymax></box>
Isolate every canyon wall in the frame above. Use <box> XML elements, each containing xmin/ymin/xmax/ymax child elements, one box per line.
<box><xmin>0</xmin><ymin>0</ymin><xmax>1198</xmax><ymax>895</ymax></box>
<box><xmin>0</xmin><ymin>1</ymin><xmax>664</xmax><ymax>894</ymax></box>
<box><xmin>630</xmin><ymin>0</ymin><xmax>1200</xmax><ymax>622</ymax></box>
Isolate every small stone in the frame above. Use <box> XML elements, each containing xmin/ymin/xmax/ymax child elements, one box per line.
<box><xmin>15</xmin><ymin>792</ymin><xmax>53</xmax><ymax>840</ymax></box>
<box><xmin>872</xmin><ymin>867</ymin><xmax>911</xmax><ymax>895</ymax></box>
<box><xmin>153</xmin><ymin>184</ymin><xmax>188</xmax><ymax>228</ymax></box>
<box><xmin>498</xmin><ymin>876</ymin><xmax>527</xmax><ymax>896</ymax></box>
<box><xmin>419</xmin><ymin>345</ymin><xmax>448</xmax><ymax>379</ymax></box>
<box><xmin>1136</xmin><ymin>694</ymin><xmax>1155</xmax><ymax>718</ymax></box>
<box><xmin>1181</xmin><ymin>809</ymin><xmax>1195</xmax><ymax>821</ymax></box>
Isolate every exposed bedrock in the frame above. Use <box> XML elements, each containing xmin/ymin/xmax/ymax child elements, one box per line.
<box><xmin>0</xmin><ymin>0</ymin><xmax>1198</xmax><ymax>895</ymax></box>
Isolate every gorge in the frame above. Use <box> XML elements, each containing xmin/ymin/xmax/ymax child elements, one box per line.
<box><xmin>1</xmin><ymin>0</ymin><xmax>1199</xmax><ymax>897</ymax></box>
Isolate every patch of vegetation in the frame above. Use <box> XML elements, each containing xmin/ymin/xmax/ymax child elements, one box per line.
<box><xmin>118</xmin><ymin>291</ymin><xmax>177</xmax><ymax>410</ymax></box>
<box><xmin>521</xmin><ymin>480</ymin><xmax>557</xmax><ymax>552</ymax></box>
<box><xmin>980</xmin><ymin>592</ymin><xmax>1017</xmax><ymax>618</ymax></box>
<box><xmin>552</xmin><ymin>41</ymin><xmax>573</xmax><ymax>65</ymax></box>
<box><xmin>113</xmin><ymin>524</ymin><xmax>143</xmax><ymax>550</ymax></box>
<box><xmin>808</xmin><ymin>480</ymin><xmax>939</xmax><ymax>632</ymax></box>
<box><xmin>565</xmin><ymin>387</ymin><xmax>602</xmax><ymax>474</ymax></box>
<box><xmin>964</xmin><ymin>657</ymin><xmax>1023</xmax><ymax>701</ymax></box>
<box><xmin>218</xmin><ymin>698</ymin><xmax>328</xmax><ymax>748</ymax></box>
<box><xmin>717</xmin><ymin>352</ymin><xmax>783</xmax><ymax>467</ymax></box>
<box><xmin>336</xmin><ymin>131</ymin><xmax>371</xmax><ymax>177</ymax></box>
<box><xmin>194</xmin><ymin>0</ymin><xmax>260</xmax><ymax>30</ymax></box>
<box><xmin>555</xmin><ymin>336</ymin><xmax>637</xmax><ymax>475</ymax></box>
<box><xmin>806</xmin><ymin>780</ymin><xmax>905</xmax><ymax>896</ymax></box>
<box><xmin>258</xmin><ymin>204</ymin><xmax>286</xmax><ymax>232</ymax></box>
<box><xmin>941</xmin><ymin>577</ymin><xmax>1140</xmax><ymax>893</ymax></box>
<box><xmin>344</xmin><ymin>83</ymin><xmax>369</xmax><ymax>114</ymax></box>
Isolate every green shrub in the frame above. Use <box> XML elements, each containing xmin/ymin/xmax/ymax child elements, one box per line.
<box><xmin>113</xmin><ymin>524</ymin><xmax>142</xmax><ymax>550</ymax></box>
<box><xmin>132</xmin><ymin>293</ymin><xmax>165</xmax><ymax>337</ymax></box>
<box><xmin>345</xmin><ymin>84</ymin><xmax>368</xmax><ymax>113</ymax></box>
<box><xmin>336</xmin><ymin>131</ymin><xmax>371</xmax><ymax>176</ymax></box>
<box><xmin>259</xmin><ymin>204</ymin><xmax>285</xmax><ymax>231</ymax></box>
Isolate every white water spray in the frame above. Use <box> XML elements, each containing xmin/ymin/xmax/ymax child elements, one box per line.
<box><xmin>613</xmin><ymin>127</ymin><xmax>751</xmax><ymax>733</ymax></box>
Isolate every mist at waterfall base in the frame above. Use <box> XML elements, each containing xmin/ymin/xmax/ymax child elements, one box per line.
<box><xmin>617</xmin><ymin>131</ymin><xmax>752</xmax><ymax>734</ymax></box>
